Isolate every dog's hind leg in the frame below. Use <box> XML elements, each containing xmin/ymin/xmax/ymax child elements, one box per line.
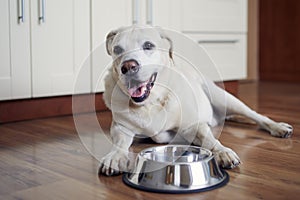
<box><xmin>205</xmin><ymin>80</ymin><xmax>293</xmax><ymax>138</ymax></box>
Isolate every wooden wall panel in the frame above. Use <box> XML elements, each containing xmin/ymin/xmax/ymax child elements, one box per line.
<box><xmin>247</xmin><ymin>0</ymin><xmax>259</xmax><ymax>80</ymax></box>
<box><xmin>259</xmin><ymin>0</ymin><xmax>300</xmax><ymax>82</ymax></box>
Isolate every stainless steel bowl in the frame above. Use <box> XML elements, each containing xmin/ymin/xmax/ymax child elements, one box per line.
<box><xmin>123</xmin><ymin>145</ymin><xmax>229</xmax><ymax>193</ymax></box>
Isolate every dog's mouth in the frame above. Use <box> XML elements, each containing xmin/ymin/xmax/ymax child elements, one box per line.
<box><xmin>127</xmin><ymin>73</ymin><xmax>157</xmax><ymax>103</ymax></box>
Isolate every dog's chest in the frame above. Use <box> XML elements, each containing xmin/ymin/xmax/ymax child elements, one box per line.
<box><xmin>123</xmin><ymin>98</ymin><xmax>179</xmax><ymax>136</ymax></box>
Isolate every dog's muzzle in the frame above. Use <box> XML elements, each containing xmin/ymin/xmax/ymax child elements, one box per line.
<box><xmin>127</xmin><ymin>72</ymin><xmax>157</xmax><ymax>103</ymax></box>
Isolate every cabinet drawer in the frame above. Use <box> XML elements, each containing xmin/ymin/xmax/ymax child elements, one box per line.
<box><xmin>181</xmin><ymin>0</ymin><xmax>248</xmax><ymax>33</ymax></box>
<box><xmin>185</xmin><ymin>34</ymin><xmax>247</xmax><ymax>81</ymax></box>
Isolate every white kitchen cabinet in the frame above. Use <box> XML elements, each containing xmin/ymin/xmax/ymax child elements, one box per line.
<box><xmin>1</xmin><ymin>0</ymin><xmax>247</xmax><ymax>100</ymax></box>
<box><xmin>184</xmin><ymin>33</ymin><xmax>247</xmax><ymax>81</ymax></box>
<box><xmin>180</xmin><ymin>0</ymin><xmax>248</xmax><ymax>33</ymax></box>
<box><xmin>31</xmin><ymin>0</ymin><xmax>90</xmax><ymax>97</ymax></box>
<box><xmin>152</xmin><ymin>0</ymin><xmax>181</xmax><ymax>31</ymax></box>
<box><xmin>0</xmin><ymin>0</ymin><xmax>31</xmax><ymax>100</ymax></box>
<box><xmin>152</xmin><ymin>0</ymin><xmax>247</xmax><ymax>33</ymax></box>
<box><xmin>0</xmin><ymin>0</ymin><xmax>90</xmax><ymax>100</ymax></box>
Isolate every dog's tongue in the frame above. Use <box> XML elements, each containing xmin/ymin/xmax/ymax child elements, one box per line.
<box><xmin>128</xmin><ymin>83</ymin><xmax>147</xmax><ymax>98</ymax></box>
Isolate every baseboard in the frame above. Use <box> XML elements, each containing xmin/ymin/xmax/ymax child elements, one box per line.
<box><xmin>0</xmin><ymin>93</ymin><xmax>106</xmax><ymax>123</ymax></box>
<box><xmin>0</xmin><ymin>81</ymin><xmax>238</xmax><ymax>123</ymax></box>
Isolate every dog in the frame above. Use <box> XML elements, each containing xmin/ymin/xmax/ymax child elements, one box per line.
<box><xmin>99</xmin><ymin>25</ymin><xmax>293</xmax><ymax>176</ymax></box>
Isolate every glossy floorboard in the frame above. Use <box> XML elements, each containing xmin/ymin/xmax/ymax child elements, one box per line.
<box><xmin>0</xmin><ymin>81</ymin><xmax>299</xmax><ymax>199</ymax></box>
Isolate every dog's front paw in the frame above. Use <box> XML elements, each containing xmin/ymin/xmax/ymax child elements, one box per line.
<box><xmin>269</xmin><ymin>122</ymin><xmax>293</xmax><ymax>138</ymax></box>
<box><xmin>99</xmin><ymin>151</ymin><xmax>132</xmax><ymax>176</ymax></box>
<box><xmin>213</xmin><ymin>147</ymin><xmax>241</xmax><ymax>169</ymax></box>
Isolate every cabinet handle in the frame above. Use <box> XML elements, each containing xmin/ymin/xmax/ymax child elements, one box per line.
<box><xmin>132</xmin><ymin>0</ymin><xmax>139</xmax><ymax>24</ymax></box>
<box><xmin>18</xmin><ymin>0</ymin><xmax>25</xmax><ymax>23</ymax></box>
<box><xmin>198</xmin><ymin>40</ymin><xmax>239</xmax><ymax>44</ymax></box>
<box><xmin>146</xmin><ymin>0</ymin><xmax>153</xmax><ymax>25</ymax></box>
<box><xmin>38</xmin><ymin>0</ymin><xmax>45</xmax><ymax>23</ymax></box>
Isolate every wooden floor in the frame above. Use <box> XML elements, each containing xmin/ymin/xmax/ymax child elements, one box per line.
<box><xmin>0</xmin><ymin>81</ymin><xmax>299</xmax><ymax>200</ymax></box>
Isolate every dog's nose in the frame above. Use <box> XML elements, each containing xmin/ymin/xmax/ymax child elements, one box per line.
<box><xmin>121</xmin><ymin>60</ymin><xmax>139</xmax><ymax>75</ymax></box>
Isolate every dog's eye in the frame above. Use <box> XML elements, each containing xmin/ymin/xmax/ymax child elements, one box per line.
<box><xmin>113</xmin><ymin>46</ymin><xmax>124</xmax><ymax>55</ymax></box>
<box><xmin>143</xmin><ymin>41</ymin><xmax>155</xmax><ymax>51</ymax></box>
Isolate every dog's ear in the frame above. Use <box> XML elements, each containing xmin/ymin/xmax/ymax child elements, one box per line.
<box><xmin>163</xmin><ymin>36</ymin><xmax>173</xmax><ymax>60</ymax></box>
<box><xmin>106</xmin><ymin>29</ymin><xmax>118</xmax><ymax>56</ymax></box>
<box><xmin>158</xmin><ymin>29</ymin><xmax>173</xmax><ymax>60</ymax></box>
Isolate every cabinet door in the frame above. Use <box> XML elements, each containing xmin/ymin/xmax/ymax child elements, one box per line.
<box><xmin>152</xmin><ymin>0</ymin><xmax>247</xmax><ymax>33</ymax></box>
<box><xmin>31</xmin><ymin>0</ymin><xmax>90</xmax><ymax>97</ymax></box>
<box><xmin>0</xmin><ymin>0</ymin><xmax>31</xmax><ymax>100</ymax></box>
<box><xmin>91</xmin><ymin>0</ymin><xmax>132</xmax><ymax>92</ymax></box>
<box><xmin>181</xmin><ymin>0</ymin><xmax>247</xmax><ymax>33</ymax></box>
<box><xmin>152</xmin><ymin>0</ymin><xmax>181</xmax><ymax>31</ymax></box>
<box><xmin>185</xmin><ymin>34</ymin><xmax>247</xmax><ymax>81</ymax></box>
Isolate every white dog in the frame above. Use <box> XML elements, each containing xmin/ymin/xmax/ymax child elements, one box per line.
<box><xmin>99</xmin><ymin>25</ymin><xmax>293</xmax><ymax>176</ymax></box>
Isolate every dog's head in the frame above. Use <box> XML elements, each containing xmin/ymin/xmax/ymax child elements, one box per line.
<box><xmin>106</xmin><ymin>25</ymin><xmax>173</xmax><ymax>105</ymax></box>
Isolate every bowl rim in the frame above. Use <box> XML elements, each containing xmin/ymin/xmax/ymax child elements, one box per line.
<box><xmin>138</xmin><ymin>144</ymin><xmax>213</xmax><ymax>164</ymax></box>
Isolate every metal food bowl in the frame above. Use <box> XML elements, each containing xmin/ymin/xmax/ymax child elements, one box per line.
<box><xmin>123</xmin><ymin>145</ymin><xmax>229</xmax><ymax>193</ymax></box>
